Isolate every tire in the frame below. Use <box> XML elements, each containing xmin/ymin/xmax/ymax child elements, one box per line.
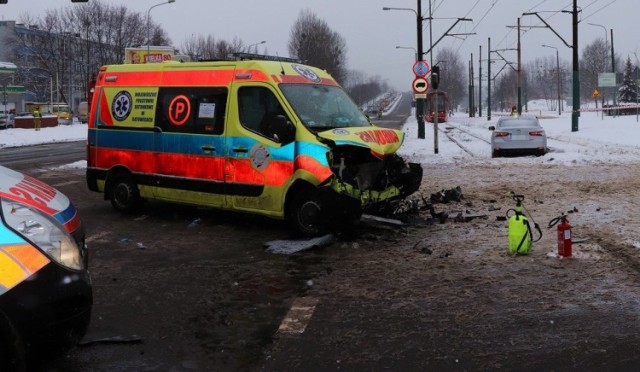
<box><xmin>288</xmin><ymin>189</ymin><xmax>325</xmax><ymax>237</ymax></box>
<box><xmin>108</xmin><ymin>173</ymin><xmax>142</xmax><ymax>213</ymax></box>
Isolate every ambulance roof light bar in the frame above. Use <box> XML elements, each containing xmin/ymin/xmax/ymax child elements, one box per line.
<box><xmin>228</xmin><ymin>53</ymin><xmax>301</xmax><ymax>64</ymax></box>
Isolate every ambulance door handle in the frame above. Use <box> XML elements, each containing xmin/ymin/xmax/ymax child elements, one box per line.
<box><xmin>232</xmin><ymin>147</ymin><xmax>248</xmax><ymax>153</ymax></box>
<box><xmin>201</xmin><ymin>145</ymin><xmax>216</xmax><ymax>153</ymax></box>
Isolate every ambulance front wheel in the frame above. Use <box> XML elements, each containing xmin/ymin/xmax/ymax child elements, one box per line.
<box><xmin>288</xmin><ymin>189</ymin><xmax>325</xmax><ymax>237</ymax></box>
<box><xmin>108</xmin><ymin>173</ymin><xmax>142</xmax><ymax>213</ymax></box>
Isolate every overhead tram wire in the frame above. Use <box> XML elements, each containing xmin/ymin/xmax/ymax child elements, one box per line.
<box><xmin>581</xmin><ymin>0</ymin><xmax>618</xmax><ymax>22</ymax></box>
<box><xmin>450</xmin><ymin>0</ymin><xmax>500</xmax><ymax>54</ymax></box>
<box><xmin>527</xmin><ymin>0</ymin><xmax>552</xmax><ymax>11</ymax></box>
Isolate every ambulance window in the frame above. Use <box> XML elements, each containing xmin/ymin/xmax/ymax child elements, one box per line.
<box><xmin>238</xmin><ymin>87</ymin><xmax>289</xmax><ymax>141</ymax></box>
<box><xmin>156</xmin><ymin>87</ymin><xmax>227</xmax><ymax>134</ymax></box>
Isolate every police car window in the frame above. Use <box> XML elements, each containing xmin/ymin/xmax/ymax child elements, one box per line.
<box><xmin>156</xmin><ymin>87</ymin><xmax>227</xmax><ymax>134</ymax></box>
<box><xmin>238</xmin><ymin>87</ymin><xmax>288</xmax><ymax>141</ymax></box>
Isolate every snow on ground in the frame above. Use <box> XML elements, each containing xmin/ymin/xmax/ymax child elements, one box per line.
<box><xmin>398</xmin><ymin>100</ymin><xmax>640</xmax><ymax>166</ymax></box>
<box><xmin>0</xmin><ymin>121</ymin><xmax>87</xmax><ymax>149</ymax></box>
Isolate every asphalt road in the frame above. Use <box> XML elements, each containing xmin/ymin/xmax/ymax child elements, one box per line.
<box><xmin>0</xmin><ymin>140</ymin><xmax>85</xmax><ymax>171</ymax></box>
<box><xmin>16</xmin><ymin>93</ymin><xmax>414</xmax><ymax>371</ymax></box>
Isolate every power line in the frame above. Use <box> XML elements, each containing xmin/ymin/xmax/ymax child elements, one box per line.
<box><xmin>581</xmin><ymin>0</ymin><xmax>618</xmax><ymax>22</ymax></box>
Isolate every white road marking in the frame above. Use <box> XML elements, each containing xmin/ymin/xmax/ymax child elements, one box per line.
<box><xmin>277</xmin><ymin>297</ymin><xmax>319</xmax><ymax>334</ymax></box>
<box><xmin>52</xmin><ymin>180</ymin><xmax>81</xmax><ymax>187</ymax></box>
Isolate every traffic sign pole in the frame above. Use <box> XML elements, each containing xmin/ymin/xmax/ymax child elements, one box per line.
<box><xmin>413</xmin><ymin>58</ymin><xmax>430</xmax><ymax>139</ymax></box>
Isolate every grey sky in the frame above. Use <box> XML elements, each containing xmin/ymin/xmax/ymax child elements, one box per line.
<box><xmin>1</xmin><ymin>0</ymin><xmax>637</xmax><ymax>91</ymax></box>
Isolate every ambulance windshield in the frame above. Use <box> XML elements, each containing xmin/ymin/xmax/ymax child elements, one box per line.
<box><xmin>280</xmin><ymin>84</ymin><xmax>370</xmax><ymax>130</ymax></box>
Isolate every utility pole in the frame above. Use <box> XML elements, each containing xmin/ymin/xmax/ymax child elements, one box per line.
<box><xmin>479</xmin><ymin>45</ymin><xmax>482</xmax><ymax>117</ymax></box>
<box><xmin>487</xmin><ymin>37</ymin><xmax>492</xmax><ymax>120</ymax></box>
<box><xmin>417</xmin><ymin>0</ymin><xmax>425</xmax><ymax>139</ymax></box>
<box><xmin>523</xmin><ymin>1</ymin><xmax>578</xmax><ymax>130</ymax></box>
<box><xmin>469</xmin><ymin>53</ymin><xmax>476</xmax><ymax>118</ymax></box>
<box><xmin>611</xmin><ymin>28</ymin><xmax>616</xmax><ymax>111</ymax></box>
<box><xmin>571</xmin><ymin>0</ymin><xmax>579</xmax><ymax>131</ymax></box>
<box><xmin>517</xmin><ymin>17</ymin><xmax>522</xmax><ymax>115</ymax></box>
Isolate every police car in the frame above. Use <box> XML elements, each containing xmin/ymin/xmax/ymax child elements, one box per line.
<box><xmin>0</xmin><ymin>165</ymin><xmax>92</xmax><ymax>370</ymax></box>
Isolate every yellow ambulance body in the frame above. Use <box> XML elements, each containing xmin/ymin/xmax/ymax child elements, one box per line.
<box><xmin>86</xmin><ymin>54</ymin><xmax>422</xmax><ymax>235</ymax></box>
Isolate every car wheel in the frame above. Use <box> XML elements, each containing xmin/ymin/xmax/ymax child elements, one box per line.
<box><xmin>108</xmin><ymin>173</ymin><xmax>142</xmax><ymax>213</ymax></box>
<box><xmin>288</xmin><ymin>189</ymin><xmax>325</xmax><ymax>237</ymax></box>
<box><xmin>491</xmin><ymin>150</ymin><xmax>498</xmax><ymax>158</ymax></box>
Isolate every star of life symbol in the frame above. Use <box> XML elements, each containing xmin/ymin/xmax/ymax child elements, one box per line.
<box><xmin>112</xmin><ymin>91</ymin><xmax>132</xmax><ymax>121</ymax></box>
<box><xmin>292</xmin><ymin>64</ymin><xmax>321</xmax><ymax>83</ymax></box>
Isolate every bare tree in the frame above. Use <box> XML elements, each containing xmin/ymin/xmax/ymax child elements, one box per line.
<box><xmin>288</xmin><ymin>9</ymin><xmax>347</xmax><ymax>83</ymax></box>
<box><xmin>580</xmin><ymin>38</ymin><xmax>609</xmax><ymax>105</ymax></box>
<box><xmin>493</xmin><ymin>68</ymin><xmax>518</xmax><ymax>112</ymax></box>
<box><xmin>526</xmin><ymin>56</ymin><xmax>559</xmax><ymax>110</ymax></box>
<box><xmin>434</xmin><ymin>48</ymin><xmax>466</xmax><ymax>111</ymax></box>
<box><xmin>7</xmin><ymin>0</ymin><xmax>172</xmax><ymax>104</ymax></box>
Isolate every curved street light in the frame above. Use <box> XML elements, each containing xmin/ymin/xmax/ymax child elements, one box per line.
<box><xmin>247</xmin><ymin>40</ymin><xmax>266</xmax><ymax>52</ymax></box>
<box><xmin>383</xmin><ymin>4</ymin><xmax>426</xmax><ymax>139</ymax></box>
<box><xmin>542</xmin><ymin>44</ymin><xmax>562</xmax><ymax>116</ymax></box>
<box><xmin>587</xmin><ymin>22</ymin><xmax>615</xmax><ymax>110</ymax></box>
<box><xmin>147</xmin><ymin>0</ymin><xmax>176</xmax><ymax>56</ymax></box>
<box><xmin>395</xmin><ymin>45</ymin><xmax>417</xmax><ymax>61</ymax></box>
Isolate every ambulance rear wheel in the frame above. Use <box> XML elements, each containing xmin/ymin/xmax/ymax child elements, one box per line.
<box><xmin>109</xmin><ymin>173</ymin><xmax>142</xmax><ymax>213</ymax></box>
<box><xmin>289</xmin><ymin>189</ymin><xmax>325</xmax><ymax>237</ymax></box>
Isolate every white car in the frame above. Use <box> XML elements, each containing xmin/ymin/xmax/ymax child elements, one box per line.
<box><xmin>0</xmin><ymin>114</ymin><xmax>14</xmax><ymax>129</ymax></box>
<box><xmin>489</xmin><ymin>115</ymin><xmax>547</xmax><ymax>158</ymax></box>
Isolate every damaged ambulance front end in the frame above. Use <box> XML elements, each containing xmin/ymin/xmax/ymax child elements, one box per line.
<box><xmin>280</xmin><ymin>83</ymin><xmax>423</xmax><ymax>236</ymax></box>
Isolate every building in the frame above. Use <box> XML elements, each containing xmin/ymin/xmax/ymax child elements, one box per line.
<box><xmin>0</xmin><ymin>20</ymin><xmax>93</xmax><ymax>114</ymax></box>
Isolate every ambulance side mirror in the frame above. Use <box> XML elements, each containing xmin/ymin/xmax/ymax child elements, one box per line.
<box><xmin>272</xmin><ymin>115</ymin><xmax>295</xmax><ymax>144</ymax></box>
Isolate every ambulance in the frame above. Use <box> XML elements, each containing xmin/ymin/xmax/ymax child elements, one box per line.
<box><xmin>86</xmin><ymin>53</ymin><xmax>422</xmax><ymax>235</ymax></box>
<box><xmin>0</xmin><ymin>165</ymin><xmax>92</xmax><ymax>369</ymax></box>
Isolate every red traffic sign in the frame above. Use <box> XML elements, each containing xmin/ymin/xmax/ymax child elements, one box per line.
<box><xmin>413</xmin><ymin>77</ymin><xmax>429</xmax><ymax>94</ymax></box>
<box><xmin>413</xmin><ymin>60</ymin><xmax>430</xmax><ymax>77</ymax></box>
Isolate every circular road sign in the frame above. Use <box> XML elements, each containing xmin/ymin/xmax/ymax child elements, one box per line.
<box><xmin>413</xmin><ymin>77</ymin><xmax>429</xmax><ymax>94</ymax></box>
<box><xmin>413</xmin><ymin>60</ymin><xmax>430</xmax><ymax>77</ymax></box>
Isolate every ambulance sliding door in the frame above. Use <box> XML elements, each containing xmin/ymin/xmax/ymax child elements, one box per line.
<box><xmin>154</xmin><ymin>87</ymin><xmax>228</xmax><ymax>208</ymax></box>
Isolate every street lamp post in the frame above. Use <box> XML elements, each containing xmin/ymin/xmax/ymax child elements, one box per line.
<box><xmin>395</xmin><ymin>46</ymin><xmax>418</xmax><ymax>61</ymax></box>
<box><xmin>383</xmin><ymin>2</ymin><xmax>425</xmax><ymax>139</ymax></box>
<box><xmin>542</xmin><ymin>45</ymin><xmax>562</xmax><ymax>116</ymax></box>
<box><xmin>588</xmin><ymin>22</ymin><xmax>607</xmax><ymax>111</ymax></box>
<box><xmin>247</xmin><ymin>40</ymin><xmax>266</xmax><ymax>52</ymax></box>
<box><xmin>147</xmin><ymin>0</ymin><xmax>176</xmax><ymax>56</ymax></box>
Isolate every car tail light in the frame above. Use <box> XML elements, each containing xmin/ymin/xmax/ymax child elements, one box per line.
<box><xmin>493</xmin><ymin>131</ymin><xmax>509</xmax><ymax>137</ymax></box>
<box><xmin>529</xmin><ymin>131</ymin><xmax>545</xmax><ymax>136</ymax></box>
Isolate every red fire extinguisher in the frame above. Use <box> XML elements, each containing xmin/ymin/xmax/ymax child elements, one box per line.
<box><xmin>549</xmin><ymin>214</ymin><xmax>572</xmax><ymax>257</ymax></box>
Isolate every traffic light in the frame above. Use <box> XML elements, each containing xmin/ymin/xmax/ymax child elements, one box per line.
<box><xmin>431</xmin><ymin>65</ymin><xmax>440</xmax><ymax>90</ymax></box>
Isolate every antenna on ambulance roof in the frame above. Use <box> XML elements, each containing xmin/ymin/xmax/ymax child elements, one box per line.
<box><xmin>275</xmin><ymin>52</ymin><xmax>286</xmax><ymax>75</ymax></box>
